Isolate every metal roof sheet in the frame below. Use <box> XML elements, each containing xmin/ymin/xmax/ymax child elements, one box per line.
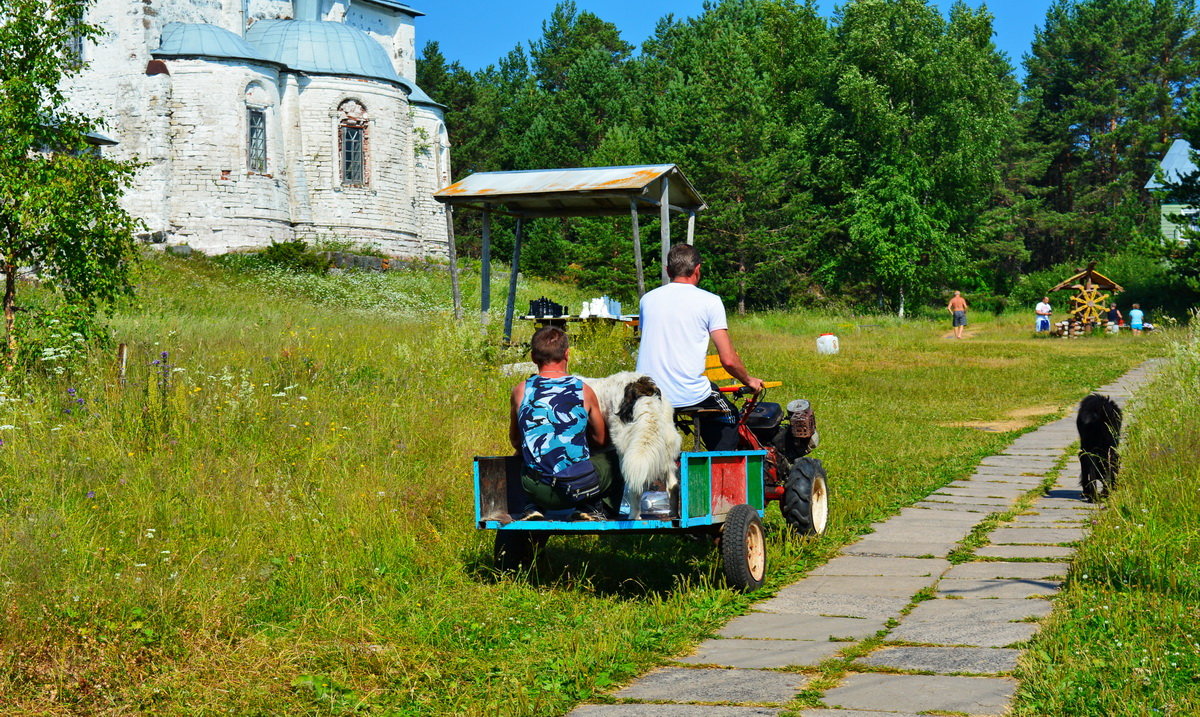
<box><xmin>1146</xmin><ymin>138</ymin><xmax>1198</xmax><ymax>189</ymax></box>
<box><xmin>153</xmin><ymin>22</ymin><xmax>274</xmax><ymax>64</ymax></box>
<box><xmin>245</xmin><ymin>20</ymin><xmax>413</xmax><ymax>90</ymax></box>
<box><xmin>433</xmin><ymin>164</ymin><xmax>706</xmax><ymax>217</ymax></box>
<box><xmin>403</xmin><ymin>78</ymin><xmax>443</xmax><ymax>107</ymax></box>
<box><xmin>356</xmin><ymin>0</ymin><xmax>425</xmax><ymax>15</ymax></box>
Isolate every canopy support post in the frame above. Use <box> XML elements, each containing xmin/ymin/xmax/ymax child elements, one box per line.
<box><xmin>503</xmin><ymin>216</ymin><xmax>524</xmax><ymax>343</ymax></box>
<box><xmin>480</xmin><ymin>207</ymin><xmax>492</xmax><ymax>325</ymax></box>
<box><xmin>686</xmin><ymin>210</ymin><xmax>695</xmax><ymax>245</ymax></box>
<box><xmin>445</xmin><ymin>205</ymin><xmax>462</xmax><ymax>320</ymax></box>
<box><xmin>631</xmin><ymin>198</ymin><xmax>645</xmax><ymax>297</ymax></box>
<box><xmin>660</xmin><ymin>175</ymin><xmax>671</xmax><ymax>284</ymax></box>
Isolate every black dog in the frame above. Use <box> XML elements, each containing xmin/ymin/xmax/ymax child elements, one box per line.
<box><xmin>1076</xmin><ymin>393</ymin><xmax>1122</xmax><ymax>502</ymax></box>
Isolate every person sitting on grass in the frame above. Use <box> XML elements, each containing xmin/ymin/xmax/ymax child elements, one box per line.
<box><xmin>508</xmin><ymin>326</ymin><xmax>622</xmax><ymax>521</ymax></box>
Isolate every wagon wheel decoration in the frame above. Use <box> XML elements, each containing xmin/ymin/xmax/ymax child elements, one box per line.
<box><xmin>1068</xmin><ymin>284</ymin><xmax>1110</xmax><ymax>324</ymax></box>
<box><xmin>1049</xmin><ymin>261</ymin><xmax>1124</xmax><ymax>329</ymax></box>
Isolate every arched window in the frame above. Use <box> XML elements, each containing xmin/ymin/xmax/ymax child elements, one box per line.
<box><xmin>338</xmin><ymin>99</ymin><xmax>368</xmax><ymax>187</ymax></box>
<box><xmin>245</xmin><ymin>83</ymin><xmax>270</xmax><ymax>174</ymax></box>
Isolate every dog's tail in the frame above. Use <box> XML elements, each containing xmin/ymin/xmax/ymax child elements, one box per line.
<box><xmin>618</xmin><ymin>397</ymin><xmax>681</xmax><ymax>491</ymax></box>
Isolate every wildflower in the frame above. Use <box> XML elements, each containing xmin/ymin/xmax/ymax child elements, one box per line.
<box><xmin>86</xmin><ymin>491</ymin><xmax>95</xmax><ymax>499</ymax></box>
<box><xmin>0</xmin><ymin>426</ymin><xmax>13</xmax><ymax>430</ymax></box>
<box><xmin>67</xmin><ymin>388</ymin><xmax>76</xmax><ymax>395</ymax></box>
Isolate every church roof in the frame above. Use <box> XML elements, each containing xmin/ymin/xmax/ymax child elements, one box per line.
<box><xmin>154</xmin><ymin>23</ymin><xmax>275</xmax><ymax>65</ymax></box>
<box><xmin>245</xmin><ymin>20</ymin><xmax>413</xmax><ymax>91</ymax></box>
<box><xmin>356</xmin><ymin>0</ymin><xmax>425</xmax><ymax>15</ymax></box>
<box><xmin>1146</xmin><ymin>138</ymin><xmax>1198</xmax><ymax>190</ymax></box>
<box><xmin>403</xmin><ymin>80</ymin><xmax>444</xmax><ymax>108</ymax></box>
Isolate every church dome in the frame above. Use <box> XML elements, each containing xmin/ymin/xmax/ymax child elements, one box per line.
<box><xmin>245</xmin><ymin>20</ymin><xmax>413</xmax><ymax>91</ymax></box>
<box><xmin>154</xmin><ymin>23</ymin><xmax>274</xmax><ymax>65</ymax></box>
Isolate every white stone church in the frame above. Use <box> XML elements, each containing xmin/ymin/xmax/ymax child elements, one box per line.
<box><xmin>64</xmin><ymin>0</ymin><xmax>451</xmax><ymax>258</ymax></box>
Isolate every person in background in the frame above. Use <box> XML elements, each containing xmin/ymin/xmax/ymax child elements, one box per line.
<box><xmin>947</xmin><ymin>290</ymin><xmax>968</xmax><ymax>339</ymax></box>
<box><xmin>1107</xmin><ymin>304</ymin><xmax>1122</xmax><ymax>333</ymax></box>
<box><xmin>1128</xmin><ymin>303</ymin><xmax>1144</xmax><ymax>335</ymax></box>
<box><xmin>509</xmin><ymin>326</ymin><xmax>622</xmax><ymax>521</ymax></box>
<box><xmin>1035</xmin><ymin>296</ymin><xmax>1052</xmax><ymax>333</ymax></box>
<box><xmin>636</xmin><ymin>243</ymin><xmax>764</xmax><ymax>451</ymax></box>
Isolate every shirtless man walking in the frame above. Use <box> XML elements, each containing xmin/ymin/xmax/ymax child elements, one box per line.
<box><xmin>948</xmin><ymin>290</ymin><xmax>968</xmax><ymax>339</ymax></box>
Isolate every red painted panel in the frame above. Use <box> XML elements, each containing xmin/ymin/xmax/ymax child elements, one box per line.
<box><xmin>710</xmin><ymin>456</ymin><xmax>748</xmax><ymax>515</ymax></box>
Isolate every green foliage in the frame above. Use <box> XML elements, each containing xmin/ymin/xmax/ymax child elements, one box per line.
<box><xmin>259</xmin><ymin>240</ymin><xmax>330</xmax><ymax>274</ymax></box>
<box><xmin>0</xmin><ymin>0</ymin><xmax>141</xmax><ymax>362</ymax></box>
<box><xmin>14</xmin><ymin>296</ymin><xmax>105</xmax><ymax>375</ymax></box>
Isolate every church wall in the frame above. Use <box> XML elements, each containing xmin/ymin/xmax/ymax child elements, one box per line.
<box><xmin>411</xmin><ymin>106</ymin><xmax>451</xmax><ymax>258</ymax></box>
<box><xmin>163</xmin><ymin>60</ymin><xmax>293</xmax><ymax>253</ymax></box>
<box><xmin>344</xmin><ymin>4</ymin><xmax>417</xmax><ymax>79</ymax></box>
<box><xmin>293</xmin><ymin>78</ymin><xmax>423</xmax><ymax>255</ymax></box>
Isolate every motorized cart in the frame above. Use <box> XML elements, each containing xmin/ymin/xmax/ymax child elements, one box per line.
<box><xmin>473</xmin><ymin>376</ymin><xmax>829</xmax><ymax>592</ymax></box>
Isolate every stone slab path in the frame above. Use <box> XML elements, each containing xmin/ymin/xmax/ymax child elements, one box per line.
<box><xmin>569</xmin><ymin>361</ymin><xmax>1159</xmax><ymax>716</ymax></box>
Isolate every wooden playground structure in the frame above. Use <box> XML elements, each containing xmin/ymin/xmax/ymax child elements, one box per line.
<box><xmin>1047</xmin><ymin>262</ymin><xmax>1125</xmax><ymax>337</ymax></box>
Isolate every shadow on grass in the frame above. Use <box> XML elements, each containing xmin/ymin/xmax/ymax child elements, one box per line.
<box><xmin>464</xmin><ymin>532</ymin><xmax>722</xmax><ymax>598</ymax></box>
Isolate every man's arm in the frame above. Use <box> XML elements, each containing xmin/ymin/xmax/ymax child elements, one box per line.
<box><xmin>583</xmin><ymin>384</ymin><xmax>607</xmax><ymax>446</ymax></box>
<box><xmin>508</xmin><ymin>383</ymin><xmax>524</xmax><ymax>451</ymax></box>
<box><xmin>711</xmin><ymin>329</ymin><xmax>765</xmax><ymax>393</ymax></box>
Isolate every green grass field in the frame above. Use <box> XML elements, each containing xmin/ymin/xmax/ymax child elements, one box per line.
<box><xmin>0</xmin><ymin>253</ymin><xmax>1184</xmax><ymax>715</ymax></box>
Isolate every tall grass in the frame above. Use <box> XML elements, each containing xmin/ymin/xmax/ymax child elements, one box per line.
<box><xmin>1012</xmin><ymin>319</ymin><xmax>1200</xmax><ymax>716</ymax></box>
<box><xmin>0</xmin><ymin>253</ymin><xmax>1171</xmax><ymax>714</ymax></box>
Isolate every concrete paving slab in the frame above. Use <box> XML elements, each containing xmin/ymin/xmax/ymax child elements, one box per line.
<box><xmin>861</xmin><ymin>523</ymin><xmax>976</xmax><ymax>542</ymax></box>
<box><xmin>904</xmin><ymin>596</ymin><xmax>1055</xmax><ymax>622</ymax></box>
<box><xmin>797</xmin><ymin>711</ymin><xmax>924</xmax><ymax>717</ymax></box>
<box><xmin>1001</xmin><ymin>448</ymin><xmax>1065</xmax><ymax>456</ymax></box>
<box><xmin>855</xmin><ymin>646</ymin><xmax>1020</xmax><ymax>674</ymax></box>
<box><xmin>980</xmin><ymin>455</ymin><xmax>1059</xmax><ymax>467</ymax></box>
<box><xmin>1043</xmin><ymin>488</ymin><xmax>1086</xmax><ymax>501</ymax></box>
<box><xmin>808</xmin><ymin>555</ymin><xmax>950</xmax><ymax>577</ymax></box>
<box><xmin>886</xmin><ymin>617</ymin><xmax>1039</xmax><ymax>648</ymax></box>
<box><xmin>891</xmin><ymin>508</ymin><xmax>981</xmax><ymax>525</ymax></box>
<box><xmin>936</xmin><ymin>578</ymin><xmax>1060</xmax><ymax>599</ymax></box>
<box><xmin>975</xmin><ymin>544</ymin><xmax>1075</xmax><ymax>559</ymax></box>
<box><xmin>613</xmin><ymin>667</ymin><xmax>806</xmax><ymax>705</ymax></box>
<box><xmin>822</xmin><ymin>673</ymin><xmax>1017</xmax><ymax>715</ymax></box>
<box><xmin>913</xmin><ymin>501</ymin><xmax>1005</xmax><ymax>513</ymax></box>
<box><xmin>719</xmin><ymin>613</ymin><xmax>888</xmax><ymax>641</ymax></box>
<box><xmin>785</xmin><ymin>575</ymin><xmax>939</xmax><ymax>597</ymax></box>
<box><xmin>989</xmin><ymin>526</ymin><xmax>1087</xmax><ymax>544</ymax></box>
<box><xmin>920</xmin><ymin>494</ymin><xmax>1012</xmax><ymax>506</ymax></box>
<box><xmin>842</xmin><ymin>538</ymin><xmax>960</xmax><ymax>558</ymax></box>
<box><xmin>756</xmin><ymin>592</ymin><xmax>911</xmax><ymax>620</ymax></box>
<box><xmin>570</xmin><ymin>705</ymin><xmax>780</xmax><ymax>716</ymax></box>
<box><xmin>1008</xmin><ymin>514</ymin><xmax>1086</xmax><ymax>526</ymax></box>
<box><xmin>972</xmin><ymin>465</ymin><xmax>1049</xmax><ymax>477</ymax></box>
<box><xmin>676</xmin><ymin>638</ymin><xmax>845</xmax><ymax>668</ymax></box>
<box><xmin>943</xmin><ymin>562</ymin><xmax>1070</xmax><ymax>580</ymax></box>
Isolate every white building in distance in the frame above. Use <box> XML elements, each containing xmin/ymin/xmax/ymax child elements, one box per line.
<box><xmin>64</xmin><ymin>0</ymin><xmax>451</xmax><ymax>258</ymax></box>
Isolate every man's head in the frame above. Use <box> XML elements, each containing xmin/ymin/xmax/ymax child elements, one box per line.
<box><xmin>530</xmin><ymin>326</ymin><xmax>569</xmax><ymax>365</ymax></box>
<box><xmin>1042</xmin><ymin>296</ymin><xmax>1049</xmax><ymax>303</ymax></box>
<box><xmin>953</xmin><ymin>290</ymin><xmax>961</xmax><ymax>297</ymax></box>
<box><xmin>1133</xmin><ymin>303</ymin><xmax>1141</xmax><ymax>309</ymax></box>
<box><xmin>667</xmin><ymin>243</ymin><xmax>701</xmax><ymax>280</ymax></box>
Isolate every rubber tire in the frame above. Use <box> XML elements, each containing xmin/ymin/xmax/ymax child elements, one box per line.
<box><xmin>494</xmin><ymin>531</ymin><xmax>539</xmax><ymax>572</ymax></box>
<box><xmin>721</xmin><ymin>504</ymin><xmax>766</xmax><ymax>592</ymax></box>
<box><xmin>782</xmin><ymin>458</ymin><xmax>829</xmax><ymax>536</ymax></box>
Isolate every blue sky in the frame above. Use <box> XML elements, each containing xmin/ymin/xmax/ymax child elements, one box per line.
<box><xmin>416</xmin><ymin>1</ymin><xmax>1055</xmax><ymax>76</ymax></box>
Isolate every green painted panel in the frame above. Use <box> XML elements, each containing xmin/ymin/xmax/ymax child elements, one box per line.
<box><xmin>746</xmin><ymin>454</ymin><xmax>764</xmax><ymax>509</ymax></box>
<box><xmin>687</xmin><ymin>456</ymin><xmax>711</xmax><ymax>518</ymax></box>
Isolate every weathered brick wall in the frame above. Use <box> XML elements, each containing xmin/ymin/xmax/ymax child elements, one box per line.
<box><xmin>412</xmin><ymin>106</ymin><xmax>451</xmax><ymax>259</ymax></box>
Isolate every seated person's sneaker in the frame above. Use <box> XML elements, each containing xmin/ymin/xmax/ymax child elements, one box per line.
<box><xmin>511</xmin><ymin>504</ymin><xmax>544</xmax><ymax>521</ymax></box>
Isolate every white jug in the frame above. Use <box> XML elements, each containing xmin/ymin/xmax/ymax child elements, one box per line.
<box><xmin>816</xmin><ymin>333</ymin><xmax>839</xmax><ymax>355</ymax></box>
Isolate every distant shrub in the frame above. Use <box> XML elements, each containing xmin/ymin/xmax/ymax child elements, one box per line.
<box><xmin>260</xmin><ymin>240</ymin><xmax>329</xmax><ymax>274</ymax></box>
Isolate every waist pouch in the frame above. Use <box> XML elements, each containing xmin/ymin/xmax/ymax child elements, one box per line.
<box><xmin>535</xmin><ymin>459</ymin><xmax>601</xmax><ymax>502</ymax></box>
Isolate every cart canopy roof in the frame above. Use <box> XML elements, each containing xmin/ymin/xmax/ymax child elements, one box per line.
<box><xmin>433</xmin><ymin>164</ymin><xmax>706</xmax><ymax>218</ymax></box>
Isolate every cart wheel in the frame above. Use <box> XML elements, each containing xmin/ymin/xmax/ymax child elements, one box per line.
<box><xmin>782</xmin><ymin>458</ymin><xmax>828</xmax><ymax>536</ymax></box>
<box><xmin>721</xmin><ymin>504</ymin><xmax>766</xmax><ymax>592</ymax></box>
<box><xmin>494</xmin><ymin>531</ymin><xmax>542</xmax><ymax>572</ymax></box>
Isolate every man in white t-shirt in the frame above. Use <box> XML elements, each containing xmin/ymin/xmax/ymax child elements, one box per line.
<box><xmin>636</xmin><ymin>244</ymin><xmax>764</xmax><ymax>450</ymax></box>
<box><xmin>1035</xmin><ymin>296</ymin><xmax>1052</xmax><ymax>333</ymax></box>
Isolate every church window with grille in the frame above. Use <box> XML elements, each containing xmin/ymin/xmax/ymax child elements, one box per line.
<box><xmin>338</xmin><ymin>100</ymin><xmax>368</xmax><ymax>187</ymax></box>
<box><xmin>247</xmin><ymin>108</ymin><xmax>267</xmax><ymax>173</ymax></box>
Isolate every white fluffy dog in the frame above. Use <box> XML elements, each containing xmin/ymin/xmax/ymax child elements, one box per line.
<box><xmin>583</xmin><ymin>372</ymin><xmax>681</xmax><ymax>519</ymax></box>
